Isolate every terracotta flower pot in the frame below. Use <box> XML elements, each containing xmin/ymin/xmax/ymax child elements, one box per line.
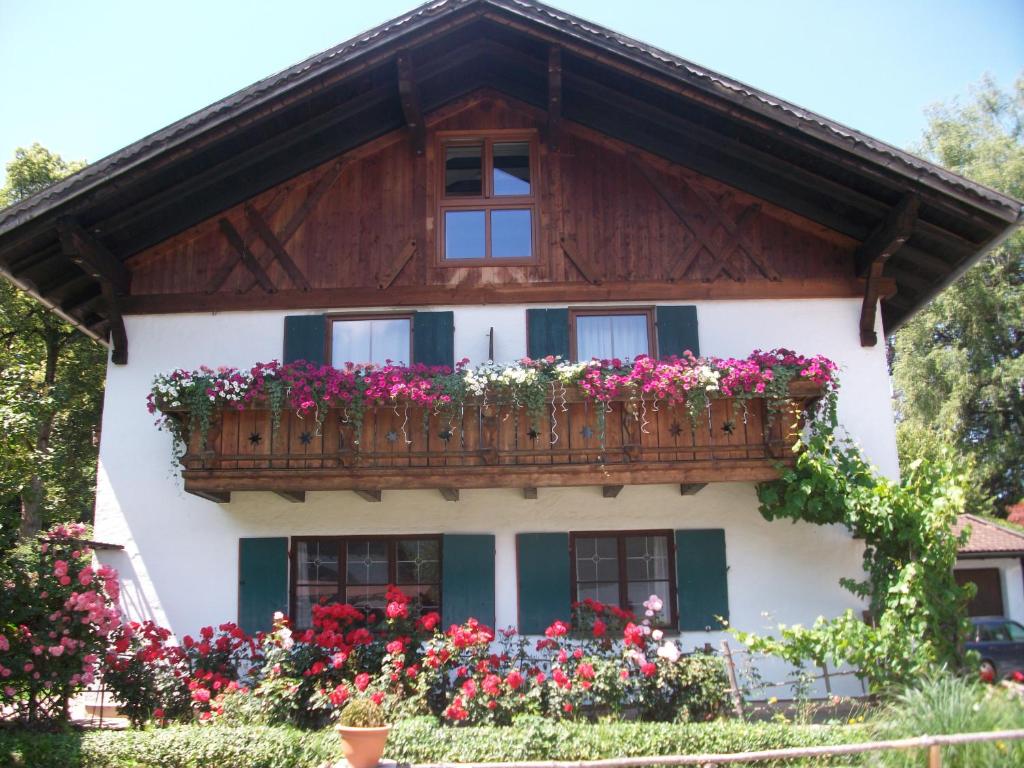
<box><xmin>336</xmin><ymin>724</ymin><xmax>391</xmax><ymax>768</ymax></box>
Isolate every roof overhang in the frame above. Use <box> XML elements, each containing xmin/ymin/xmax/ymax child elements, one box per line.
<box><xmin>0</xmin><ymin>0</ymin><xmax>1021</xmax><ymax>347</ymax></box>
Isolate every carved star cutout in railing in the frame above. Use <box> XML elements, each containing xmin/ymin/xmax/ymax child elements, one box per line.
<box><xmin>248</xmin><ymin>432</ymin><xmax>262</xmax><ymax>446</ymax></box>
<box><xmin>527</xmin><ymin>428</ymin><xmax>540</xmax><ymax>441</ymax></box>
<box><xmin>438</xmin><ymin>429</ymin><xmax>453</xmax><ymax>442</ymax></box>
<box><xmin>669</xmin><ymin>422</ymin><xmax>683</xmax><ymax>438</ymax></box>
<box><xmin>385</xmin><ymin>431</ymin><xmax>399</xmax><ymax>443</ymax></box>
<box><xmin>721</xmin><ymin>420</ymin><xmax>736</xmax><ymax>435</ymax></box>
<box><xmin>299</xmin><ymin>431</ymin><xmax>313</xmax><ymax>446</ymax></box>
<box><xmin>581</xmin><ymin>425</ymin><xmax>594</xmax><ymax>439</ymax></box>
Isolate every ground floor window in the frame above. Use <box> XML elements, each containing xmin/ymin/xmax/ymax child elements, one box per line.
<box><xmin>291</xmin><ymin>535</ymin><xmax>441</xmax><ymax>628</ymax></box>
<box><xmin>570</xmin><ymin>530</ymin><xmax>675</xmax><ymax>626</ymax></box>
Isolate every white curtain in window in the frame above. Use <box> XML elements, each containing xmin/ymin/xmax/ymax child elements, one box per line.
<box><xmin>576</xmin><ymin>314</ymin><xmax>648</xmax><ymax>361</ymax></box>
<box><xmin>332</xmin><ymin>318</ymin><xmax>410</xmax><ymax>365</ymax></box>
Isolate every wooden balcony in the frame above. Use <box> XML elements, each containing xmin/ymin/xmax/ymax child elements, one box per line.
<box><xmin>174</xmin><ymin>383</ymin><xmax>821</xmax><ymax>502</ymax></box>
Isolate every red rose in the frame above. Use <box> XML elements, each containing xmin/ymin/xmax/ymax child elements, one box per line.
<box><xmin>355</xmin><ymin>672</ymin><xmax>371</xmax><ymax>692</ymax></box>
<box><xmin>505</xmin><ymin>670</ymin><xmax>524</xmax><ymax>689</ymax></box>
<box><xmin>592</xmin><ymin>619</ymin><xmax>607</xmax><ymax>638</ymax></box>
<box><xmin>641</xmin><ymin>662</ymin><xmax>657</xmax><ymax>677</ymax></box>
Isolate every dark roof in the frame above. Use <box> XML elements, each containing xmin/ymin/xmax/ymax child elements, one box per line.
<box><xmin>956</xmin><ymin>514</ymin><xmax>1024</xmax><ymax>557</ymax></box>
<box><xmin>1</xmin><ymin>0</ymin><xmax>1021</xmax><ymax>344</ymax></box>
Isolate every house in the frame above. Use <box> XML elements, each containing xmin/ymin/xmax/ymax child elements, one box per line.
<box><xmin>955</xmin><ymin>514</ymin><xmax>1024</xmax><ymax>623</ymax></box>
<box><xmin>1</xmin><ymin>0</ymin><xmax>1021</xmax><ymax>698</ymax></box>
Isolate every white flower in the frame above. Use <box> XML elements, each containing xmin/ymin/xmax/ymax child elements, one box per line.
<box><xmin>656</xmin><ymin>641</ymin><xmax>680</xmax><ymax>662</ymax></box>
<box><xmin>652</xmin><ymin>629</ymin><xmax>663</xmax><ymax>641</ymax></box>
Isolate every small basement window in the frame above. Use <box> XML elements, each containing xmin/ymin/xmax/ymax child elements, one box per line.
<box><xmin>439</xmin><ymin>133</ymin><xmax>537</xmax><ymax>263</ymax></box>
<box><xmin>570</xmin><ymin>530</ymin><xmax>676</xmax><ymax>626</ymax></box>
<box><xmin>328</xmin><ymin>315</ymin><xmax>412</xmax><ymax>366</ymax></box>
<box><xmin>291</xmin><ymin>535</ymin><xmax>441</xmax><ymax>629</ymax></box>
<box><xmin>571</xmin><ymin>308</ymin><xmax>654</xmax><ymax>362</ymax></box>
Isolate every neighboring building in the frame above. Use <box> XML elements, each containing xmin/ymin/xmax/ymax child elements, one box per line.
<box><xmin>1</xmin><ymin>0</ymin><xmax>1021</xmax><ymax>697</ymax></box>
<box><xmin>955</xmin><ymin>514</ymin><xmax>1024</xmax><ymax>623</ymax></box>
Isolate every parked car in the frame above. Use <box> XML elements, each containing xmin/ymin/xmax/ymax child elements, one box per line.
<box><xmin>967</xmin><ymin>616</ymin><xmax>1024</xmax><ymax>680</ymax></box>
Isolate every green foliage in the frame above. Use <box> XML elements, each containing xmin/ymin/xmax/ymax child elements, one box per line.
<box><xmin>736</xmin><ymin>393</ymin><xmax>973</xmax><ymax>692</ymax></box>
<box><xmin>338</xmin><ymin>698</ymin><xmax>387</xmax><ymax>727</ymax></box>
<box><xmin>892</xmin><ymin>75</ymin><xmax>1024</xmax><ymax>515</ymax></box>
<box><xmin>864</xmin><ymin>672</ymin><xmax>1024</xmax><ymax>768</ymax></box>
<box><xmin>0</xmin><ymin>718</ymin><xmax>864</xmax><ymax>767</ymax></box>
<box><xmin>0</xmin><ymin>145</ymin><xmax>105</xmax><ymax>536</ymax></box>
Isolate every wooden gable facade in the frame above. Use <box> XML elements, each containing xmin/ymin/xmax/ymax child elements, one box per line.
<box><xmin>126</xmin><ymin>92</ymin><xmax>860</xmax><ymax>310</ymax></box>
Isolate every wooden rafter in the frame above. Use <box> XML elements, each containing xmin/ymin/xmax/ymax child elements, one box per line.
<box><xmin>680</xmin><ymin>483</ymin><xmax>706</xmax><ymax>496</ymax></box>
<box><xmin>547</xmin><ymin>46</ymin><xmax>562</xmax><ymax>150</ymax></box>
<box><xmin>353</xmin><ymin>489</ymin><xmax>383</xmax><ymax>502</ymax></box>
<box><xmin>858</xmin><ymin>194</ymin><xmax>919</xmax><ymax>346</ymax></box>
<box><xmin>218</xmin><ymin>219</ymin><xmax>276</xmax><ymax>293</ymax></box>
<box><xmin>56</xmin><ymin>218</ymin><xmax>130</xmax><ymax>364</ymax></box>
<box><xmin>396</xmin><ymin>52</ymin><xmax>426</xmax><ymax>156</ymax></box>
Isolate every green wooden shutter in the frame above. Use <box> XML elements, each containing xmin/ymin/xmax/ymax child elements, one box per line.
<box><xmin>413</xmin><ymin>311</ymin><xmax>455</xmax><ymax>368</ymax></box>
<box><xmin>283</xmin><ymin>315</ymin><xmax>326</xmax><ymax>365</ymax></box>
<box><xmin>516</xmin><ymin>532</ymin><xmax>571</xmax><ymax>634</ymax></box>
<box><xmin>656</xmin><ymin>305</ymin><xmax>699</xmax><ymax>357</ymax></box>
<box><xmin>526</xmin><ymin>308</ymin><xmax>570</xmax><ymax>360</ymax></box>
<box><xmin>442</xmin><ymin>534</ymin><xmax>495</xmax><ymax>628</ymax></box>
<box><xmin>238</xmin><ymin>537</ymin><xmax>289</xmax><ymax>635</ymax></box>
<box><xmin>675</xmin><ymin>529</ymin><xmax>729</xmax><ymax>631</ymax></box>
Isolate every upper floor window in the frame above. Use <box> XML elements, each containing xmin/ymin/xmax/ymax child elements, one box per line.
<box><xmin>439</xmin><ymin>133</ymin><xmax>537</xmax><ymax>263</ymax></box>
<box><xmin>329</xmin><ymin>315</ymin><xmax>411</xmax><ymax>366</ymax></box>
<box><xmin>571</xmin><ymin>308</ymin><xmax>654</xmax><ymax>362</ymax></box>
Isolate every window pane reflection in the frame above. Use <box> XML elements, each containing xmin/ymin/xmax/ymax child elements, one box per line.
<box><xmin>493</xmin><ymin>142</ymin><xmax>530</xmax><ymax>195</ymax></box>
<box><xmin>491</xmin><ymin>209</ymin><xmax>532</xmax><ymax>258</ymax></box>
<box><xmin>445</xmin><ymin>210</ymin><xmax>486</xmax><ymax>259</ymax></box>
<box><xmin>332</xmin><ymin>318</ymin><xmax>410</xmax><ymax>366</ymax></box>
<box><xmin>445</xmin><ymin>144</ymin><xmax>482</xmax><ymax>196</ymax></box>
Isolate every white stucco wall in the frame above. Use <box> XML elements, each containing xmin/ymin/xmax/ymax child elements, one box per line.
<box><xmin>95</xmin><ymin>298</ymin><xmax>894</xmax><ymax>698</ymax></box>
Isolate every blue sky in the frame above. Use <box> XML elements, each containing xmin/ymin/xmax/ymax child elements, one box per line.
<box><xmin>0</xmin><ymin>0</ymin><xmax>1021</xmax><ymax>186</ymax></box>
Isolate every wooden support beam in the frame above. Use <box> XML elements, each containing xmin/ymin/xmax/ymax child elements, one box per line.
<box><xmin>207</xmin><ymin>186</ymin><xmax>291</xmax><ymax>293</ymax></box>
<box><xmin>396</xmin><ymin>52</ymin><xmax>426</xmax><ymax>156</ymax></box>
<box><xmin>235</xmin><ymin>160</ymin><xmax>347</xmax><ymax>293</ymax></box>
<box><xmin>218</xmin><ymin>218</ymin><xmax>277</xmax><ymax>293</ymax></box>
<box><xmin>523</xmin><ymin>487</ymin><xmax>538</xmax><ymax>500</ymax></box>
<box><xmin>546</xmin><ymin>46</ymin><xmax>562</xmax><ymax>150</ymax></box>
<box><xmin>680</xmin><ymin>483</ymin><xmax>707</xmax><ymax>496</ymax></box>
<box><xmin>56</xmin><ymin>218</ymin><xmax>130</xmax><ymax>364</ymax></box>
<box><xmin>560</xmin><ymin>236</ymin><xmax>604</xmax><ymax>284</ymax></box>
<box><xmin>190</xmin><ymin>490</ymin><xmax>231</xmax><ymax>504</ymax></box>
<box><xmin>55</xmin><ymin>218</ymin><xmax>132</xmax><ymax>294</ymax></box>
<box><xmin>274</xmin><ymin>490</ymin><xmax>306</xmax><ymax>503</ymax></box>
<box><xmin>376</xmin><ymin>238</ymin><xmax>417</xmax><ymax>289</ymax></box>
<box><xmin>439</xmin><ymin>488</ymin><xmax>460</xmax><ymax>502</ymax></box>
<box><xmin>244</xmin><ymin>204</ymin><xmax>312</xmax><ymax>291</ymax></box>
<box><xmin>858</xmin><ymin>194</ymin><xmax>919</xmax><ymax>346</ymax></box>
<box><xmin>353</xmin><ymin>489</ymin><xmax>382</xmax><ymax>503</ymax></box>
<box><xmin>602</xmin><ymin>485</ymin><xmax>624</xmax><ymax>498</ymax></box>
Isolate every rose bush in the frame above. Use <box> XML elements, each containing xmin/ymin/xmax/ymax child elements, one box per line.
<box><xmin>0</xmin><ymin>523</ymin><xmax>121</xmax><ymax>726</ymax></box>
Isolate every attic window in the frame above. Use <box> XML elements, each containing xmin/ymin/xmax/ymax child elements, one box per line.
<box><xmin>438</xmin><ymin>133</ymin><xmax>537</xmax><ymax>263</ymax></box>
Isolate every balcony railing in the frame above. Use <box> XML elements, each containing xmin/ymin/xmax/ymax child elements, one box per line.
<box><xmin>171</xmin><ymin>382</ymin><xmax>822</xmax><ymax>502</ymax></box>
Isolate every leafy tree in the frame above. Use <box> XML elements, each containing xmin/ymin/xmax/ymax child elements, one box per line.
<box><xmin>0</xmin><ymin>144</ymin><xmax>105</xmax><ymax>537</ymax></box>
<box><xmin>891</xmin><ymin>75</ymin><xmax>1024</xmax><ymax>516</ymax></box>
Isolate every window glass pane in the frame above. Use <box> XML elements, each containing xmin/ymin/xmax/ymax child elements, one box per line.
<box><xmin>1006</xmin><ymin>622</ymin><xmax>1024</xmax><ymax>641</ymax></box>
<box><xmin>445</xmin><ymin>144</ymin><xmax>483</xmax><ymax>196</ymax></box>
<box><xmin>396</xmin><ymin>539</ymin><xmax>440</xmax><ymax>584</ymax></box>
<box><xmin>576</xmin><ymin>536</ymin><xmax>618</xmax><ymax>582</ymax></box>
<box><xmin>346</xmin><ymin>540</ymin><xmax>389</xmax><ymax>585</ymax></box>
<box><xmin>345</xmin><ymin>585</ymin><xmax>389</xmax><ymax>614</ymax></box>
<box><xmin>491</xmin><ymin>209</ymin><xmax>532</xmax><ymax>258</ymax></box>
<box><xmin>493</xmin><ymin>142</ymin><xmax>531</xmax><ymax>196</ymax></box>
<box><xmin>332</xmin><ymin>318</ymin><xmax>410</xmax><ymax>366</ymax></box>
<box><xmin>445</xmin><ymin>210</ymin><xmax>486</xmax><ymax>260</ymax></box>
<box><xmin>576</xmin><ymin>314</ymin><xmax>649</xmax><ymax>361</ymax></box>
<box><xmin>578</xmin><ymin>582</ymin><xmax>620</xmax><ymax>606</ymax></box>
<box><xmin>626</xmin><ymin>536</ymin><xmax>669</xmax><ymax>581</ymax></box>
<box><xmin>298</xmin><ymin>540</ymin><xmax>339</xmax><ymax>583</ymax></box>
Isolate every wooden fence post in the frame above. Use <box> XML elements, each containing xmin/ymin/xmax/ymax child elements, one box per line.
<box><xmin>720</xmin><ymin>639</ymin><xmax>744</xmax><ymax>720</ymax></box>
<box><xmin>928</xmin><ymin>744</ymin><xmax>942</xmax><ymax>768</ymax></box>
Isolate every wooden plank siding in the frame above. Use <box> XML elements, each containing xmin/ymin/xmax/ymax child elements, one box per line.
<box><xmin>125</xmin><ymin>93</ymin><xmax>857</xmax><ymax>305</ymax></box>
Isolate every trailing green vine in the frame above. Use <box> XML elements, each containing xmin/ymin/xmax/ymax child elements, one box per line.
<box><xmin>733</xmin><ymin>389</ymin><xmax>974</xmax><ymax>692</ymax></box>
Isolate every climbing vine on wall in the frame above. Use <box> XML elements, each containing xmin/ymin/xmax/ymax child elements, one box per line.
<box><xmin>735</xmin><ymin>391</ymin><xmax>974</xmax><ymax>691</ymax></box>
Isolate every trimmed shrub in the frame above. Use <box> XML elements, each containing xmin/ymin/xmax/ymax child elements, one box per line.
<box><xmin>0</xmin><ymin>718</ymin><xmax>863</xmax><ymax>767</ymax></box>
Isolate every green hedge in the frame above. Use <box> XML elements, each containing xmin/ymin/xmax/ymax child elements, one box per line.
<box><xmin>1</xmin><ymin>718</ymin><xmax>865</xmax><ymax>768</ymax></box>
